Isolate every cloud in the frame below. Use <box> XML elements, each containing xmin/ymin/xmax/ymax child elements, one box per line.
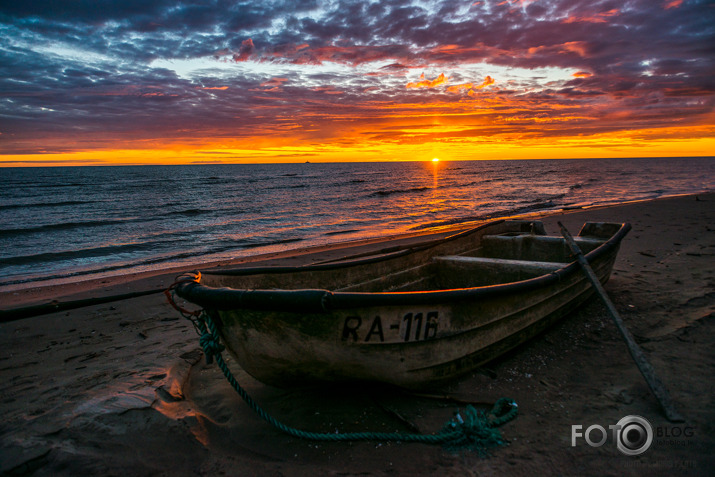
<box><xmin>448</xmin><ymin>76</ymin><xmax>495</xmax><ymax>94</ymax></box>
<box><xmin>447</xmin><ymin>83</ymin><xmax>474</xmax><ymax>93</ymax></box>
<box><xmin>233</xmin><ymin>38</ymin><xmax>256</xmax><ymax>62</ymax></box>
<box><xmin>664</xmin><ymin>0</ymin><xmax>684</xmax><ymax>9</ymax></box>
<box><xmin>562</xmin><ymin>8</ymin><xmax>620</xmax><ymax>24</ymax></box>
<box><xmin>477</xmin><ymin>76</ymin><xmax>495</xmax><ymax>88</ymax></box>
<box><xmin>0</xmin><ymin>0</ymin><xmax>713</xmax><ymax>158</ymax></box>
<box><xmin>406</xmin><ymin>73</ymin><xmax>448</xmax><ymax>89</ymax></box>
<box><xmin>260</xmin><ymin>77</ymin><xmax>288</xmax><ymax>88</ymax></box>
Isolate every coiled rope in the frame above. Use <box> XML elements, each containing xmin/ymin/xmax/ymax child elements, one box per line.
<box><xmin>180</xmin><ymin>306</ymin><xmax>518</xmax><ymax>454</ymax></box>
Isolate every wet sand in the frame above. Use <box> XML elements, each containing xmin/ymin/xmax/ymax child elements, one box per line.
<box><xmin>1</xmin><ymin>193</ymin><xmax>713</xmax><ymax>476</ymax></box>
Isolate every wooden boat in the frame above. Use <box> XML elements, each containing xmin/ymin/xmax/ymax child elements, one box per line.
<box><xmin>174</xmin><ymin>219</ymin><xmax>630</xmax><ymax>388</ymax></box>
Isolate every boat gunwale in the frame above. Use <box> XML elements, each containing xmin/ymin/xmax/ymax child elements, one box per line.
<box><xmin>175</xmin><ymin>221</ymin><xmax>631</xmax><ymax>312</ymax></box>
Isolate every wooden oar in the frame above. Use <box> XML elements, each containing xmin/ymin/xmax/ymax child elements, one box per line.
<box><xmin>558</xmin><ymin>222</ymin><xmax>684</xmax><ymax>423</ymax></box>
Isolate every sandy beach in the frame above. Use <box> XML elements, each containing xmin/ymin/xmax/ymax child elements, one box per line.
<box><xmin>1</xmin><ymin>193</ymin><xmax>713</xmax><ymax>476</ymax></box>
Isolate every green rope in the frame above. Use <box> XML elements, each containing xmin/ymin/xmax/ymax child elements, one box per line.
<box><xmin>191</xmin><ymin>310</ymin><xmax>518</xmax><ymax>453</ymax></box>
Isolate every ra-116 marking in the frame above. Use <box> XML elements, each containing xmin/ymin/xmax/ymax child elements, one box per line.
<box><xmin>341</xmin><ymin>311</ymin><xmax>439</xmax><ymax>343</ymax></box>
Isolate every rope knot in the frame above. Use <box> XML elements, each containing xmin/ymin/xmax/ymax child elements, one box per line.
<box><xmin>487</xmin><ymin>398</ymin><xmax>518</xmax><ymax>427</ymax></box>
<box><xmin>199</xmin><ymin>331</ymin><xmax>225</xmax><ymax>364</ymax></box>
<box><xmin>442</xmin><ymin>401</ymin><xmax>517</xmax><ymax>454</ymax></box>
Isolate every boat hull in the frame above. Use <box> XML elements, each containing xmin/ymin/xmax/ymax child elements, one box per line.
<box><xmin>176</xmin><ymin>220</ymin><xmax>629</xmax><ymax>388</ymax></box>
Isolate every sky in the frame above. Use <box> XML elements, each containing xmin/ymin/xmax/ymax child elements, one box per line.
<box><xmin>1</xmin><ymin>0</ymin><xmax>714</xmax><ymax>166</ymax></box>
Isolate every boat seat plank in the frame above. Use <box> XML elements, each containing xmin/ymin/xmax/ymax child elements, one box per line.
<box><xmin>480</xmin><ymin>234</ymin><xmax>604</xmax><ymax>262</ymax></box>
<box><xmin>481</xmin><ymin>234</ymin><xmax>604</xmax><ymax>247</ymax></box>
<box><xmin>433</xmin><ymin>255</ymin><xmax>568</xmax><ymax>274</ymax></box>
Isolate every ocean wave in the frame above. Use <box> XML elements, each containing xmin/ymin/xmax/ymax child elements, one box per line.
<box><xmin>409</xmin><ymin>199</ymin><xmax>565</xmax><ymax>231</ymax></box>
<box><xmin>324</xmin><ymin>229</ymin><xmax>361</xmax><ymax>236</ymax></box>
<box><xmin>0</xmin><ymin>200</ymin><xmax>97</xmax><ymax>211</ymax></box>
<box><xmin>200</xmin><ymin>176</ymin><xmax>236</xmax><ymax>185</ymax></box>
<box><xmin>0</xmin><ymin>218</ymin><xmax>140</xmax><ymax>238</ymax></box>
<box><xmin>240</xmin><ymin>237</ymin><xmax>304</xmax><ymax>249</ymax></box>
<box><xmin>368</xmin><ymin>186</ymin><xmax>431</xmax><ymax>198</ymax></box>
<box><xmin>0</xmin><ymin>235</ymin><xmax>312</xmax><ymax>287</ymax></box>
<box><xmin>0</xmin><ymin>245</ymin><xmax>230</xmax><ymax>287</ymax></box>
<box><xmin>31</xmin><ymin>182</ymin><xmax>87</xmax><ymax>189</ymax></box>
<box><xmin>265</xmin><ymin>183</ymin><xmax>309</xmax><ymax>191</ymax></box>
<box><xmin>166</xmin><ymin>208</ymin><xmax>214</xmax><ymax>217</ymax></box>
<box><xmin>0</xmin><ymin>240</ymin><xmax>169</xmax><ymax>267</ymax></box>
<box><xmin>570</xmin><ymin>178</ymin><xmax>599</xmax><ymax>190</ymax></box>
<box><xmin>523</xmin><ymin>200</ymin><xmax>558</xmax><ymax>211</ymax></box>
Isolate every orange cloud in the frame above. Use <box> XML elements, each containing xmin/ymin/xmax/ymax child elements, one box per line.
<box><xmin>260</xmin><ymin>78</ymin><xmax>288</xmax><ymax>88</ymax></box>
<box><xmin>477</xmin><ymin>75</ymin><xmax>495</xmax><ymax>88</ymax></box>
<box><xmin>447</xmin><ymin>83</ymin><xmax>473</xmax><ymax>93</ymax></box>
<box><xmin>664</xmin><ymin>0</ymin><xmax>683</xmax><ymax>9</ymax></box>
<box><xmin>562</xmin><ymin>41</ymin><xmax>589</xmax><ymax>57</ymax></box>
<box><xmin>562</xmin><ymin>9</ymin><xmax>620</xmax><ymax>24</ymax></box>
<box><xmin>572</xmin><ymin>71</ymin><xmax>592</xmax><ymax>78</ymax></box>
<box><xmin>312</xmin><ymin>86</ymin><xmax>343</xmax><ymax>95</ymax></box>
<box><xmin>447</xmin><ymin>76</ymin><xmax>494</xmax><ymax>94</ymax></box>
<box><xmin>432</xmin><ymin>44</ymin><xmax>461</xmax><ymax>52</ymax></box>
<box><xmin>406</xmin><ymin>73</ymin><xmax>448</xmax><ymax>89</ymax></box>
<box><xmin>252</xmin><ymin>77</ymin><xmax>289</xmax><ymax>92</ymax></box>
<box><xmin>528</xmin><ymin>41</ymin><xmax>589</xmax><ymax>58</ymax></box>
<box><xmin>200</xmin><ymin>86</ymin><xmax>229</xmax><ymax>90</ymax></box>
<box><xmin>233</xmin><ymin>38</ymin><xmax>255</xmax><ymax>62</ymax></box>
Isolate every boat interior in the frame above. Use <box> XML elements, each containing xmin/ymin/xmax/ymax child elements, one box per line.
<box><xmin>363</xmin><ymin>222</ymin><xmax>617</xmax><ymax>292</ymax></box>
<box><xmin>203</xmin><ymin>221</ymin><xmax>621</xmax><ymax>294</ymax></box>
<box><xmin>334</xmin><ymin>236</ymin><xmax>602</xmax><ymax>293</ymax></box>
<box><xmin>429</xmin><ymin>233</ymin><xmax>602</xmax><ymax>289</ymax></box>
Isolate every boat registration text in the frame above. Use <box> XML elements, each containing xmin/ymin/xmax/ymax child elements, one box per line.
<box><xmin>341</xmin><ymin>311</ymin><xmax>442</xmax><ymax>344</ymax></box>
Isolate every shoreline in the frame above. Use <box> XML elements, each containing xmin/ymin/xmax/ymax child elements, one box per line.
<box><xmin>1</xmin><ymin>191</ymin><xmax>710</xmax><ymax>313</ymax></box>
<box><xmin>1</xmin><ymin>192</ymin><xmax>713</xmax><ymax>475</ymax></box>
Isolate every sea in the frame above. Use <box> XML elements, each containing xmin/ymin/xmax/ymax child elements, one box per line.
<box><xmin>1</xmin><ymin>157</ymin><xmax>713</xmax><ymax>291</ymax></box>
